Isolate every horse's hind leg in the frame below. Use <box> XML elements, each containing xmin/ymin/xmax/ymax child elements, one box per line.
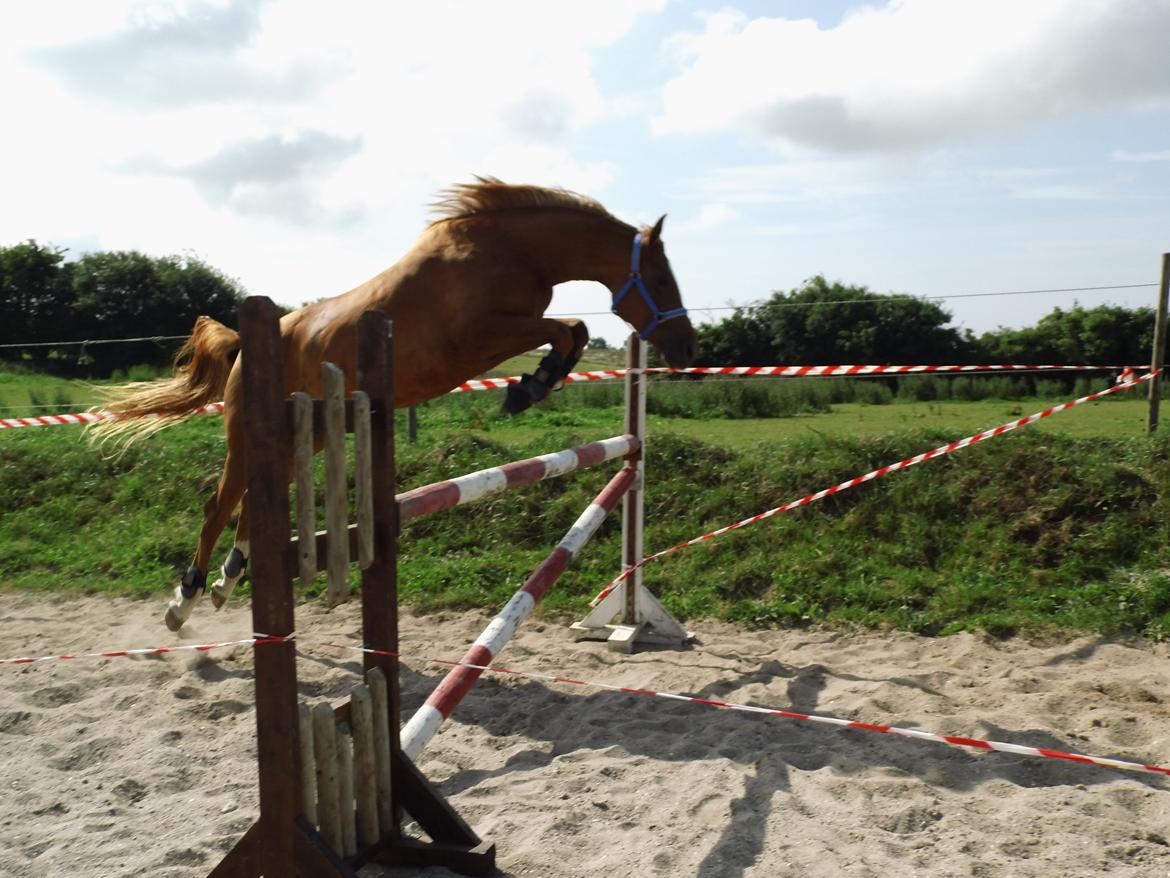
<box><xmin>210</xmin><ymin>502</ymin><xmax>249</xmax><ymax>611</ymax></box>
<box><xmin>165</xmin><ymin>448</ymin><xmax>246</xmax><ymax>631</ymax></box>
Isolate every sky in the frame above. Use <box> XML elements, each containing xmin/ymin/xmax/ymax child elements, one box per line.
<box><xmin>2</xmin><ymin>0</ymin><xmax>1168</xmax><ymax>346</ymax></box>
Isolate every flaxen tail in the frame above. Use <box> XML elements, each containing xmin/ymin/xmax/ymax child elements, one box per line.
<box><xmin>90</xmin><ymin>316</ymin><xmax>240</xmax><ymax>447</ymax></box>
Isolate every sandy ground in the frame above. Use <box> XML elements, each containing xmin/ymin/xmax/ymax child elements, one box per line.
<box><xmin>3</xmin><ymin>592</ymin><xmax>1170</xmax><ymax>878</ymax></box>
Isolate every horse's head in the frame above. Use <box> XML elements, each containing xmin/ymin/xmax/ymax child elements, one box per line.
<box><xmin>610</xmin><ymin>215</ymin><xmax>696</xmax><ymax>368</ymax></box>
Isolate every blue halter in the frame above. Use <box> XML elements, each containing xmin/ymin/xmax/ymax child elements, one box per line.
<box><xmin>611</xmin><ymin>231</ymin><xmax>688</xmax><ymax>340</ymax></box>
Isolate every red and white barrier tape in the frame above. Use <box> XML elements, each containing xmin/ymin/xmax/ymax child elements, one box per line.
<box><xmin>0</xmin><ymin>402</ymin><xmax>223</xmax><ymax>431</ymax></box>
<box><xmin>0</xmin><ymin>632</ymin><xmax>292</xmax><ymax>666</ymax></box>
<box><xmin>325</xmin><ymin>641</ymin><xmax>1170</xmax><ymax>779</ymax></box>
<box><xmin>590</xmin><ymin>371</ymin><xmax>1158</xmax><ymax>606</ymax></box>
<box><xmin>0</xmin><ymin>365</ymin><xmax>1139</xmax><ymax>429</ymax></box>
<box><xmin>5</xmin><ymin>629</ymin><xmax>1166</xmax><ymax>779</ymax></box>
<box><xmin>453</xmin><ymin>362</ymin><xmax>1139</xmax><ymax>391</ymax></box>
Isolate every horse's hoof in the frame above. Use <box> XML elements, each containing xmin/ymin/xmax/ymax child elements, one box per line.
<box><xmin>210</xmin><ymin>579</ymin><xmax>233</xmax><ymax>610</ymax></box>
<box><xmin>502</xmin><ymin>382</ymin><xmax>534</xmax><ymax>415</ymax></box>
<box><xmin>165</xmin><ymin>586</ymin><xmax>197</xmax><ymax>631</ymax></box>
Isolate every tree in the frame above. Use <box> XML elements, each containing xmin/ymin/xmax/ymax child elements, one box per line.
<box><xmin>695</xmin><ymin>276</ymin><xmax>972</xmax><ymax>365</ymax></box>
<box><xmin>0</xmin><ymin>241</ymin><xmax>247</xmax><ymax>375</ymax></box>
<box><xmin>67</xmin><ymin>250</ymin><xmax>247</xmax><ymax>372</ymax></box>
<box><xmin>0</xmin><ymin>240</ymin><xmax>71</xmax><ymax>358</ymax></box>
<box><xmin>587</xmin><ymin>336</ymin><xmax>610</xmax><ymax>350</ymax></box>
<box><xmin>979</xmin><ymin>304</ymin><xmax>1154</xmax><ymax>366</ymax></box>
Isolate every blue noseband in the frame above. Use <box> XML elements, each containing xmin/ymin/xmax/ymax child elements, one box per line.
<box><xmin>611</xmin><ymin>231</ymin><xmax>688</xmax><ymax>340</ymax></box>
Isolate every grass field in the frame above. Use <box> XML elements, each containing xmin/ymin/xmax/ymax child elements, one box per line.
<box><xmin>2</xmin><ymin>360</ymin><xmax>1168</xmax><ymax>641</ymax></box>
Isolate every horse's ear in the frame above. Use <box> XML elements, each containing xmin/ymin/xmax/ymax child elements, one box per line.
<box><xmin>648</xmin><ymin>214</ymin><xmax>667</xmax><ymax>244</ymax></box>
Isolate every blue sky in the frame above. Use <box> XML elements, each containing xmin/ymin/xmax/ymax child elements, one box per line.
<box><xmin>2</xmin><ymin>0</ymin><xmax>1167</xmax><ymax>346</ymax></box>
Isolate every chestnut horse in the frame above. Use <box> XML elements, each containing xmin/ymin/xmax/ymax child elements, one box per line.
<box><xmin>96</xmin><ymin>179</ymin><xmax>696</xmax><ymax>631</ymax></box>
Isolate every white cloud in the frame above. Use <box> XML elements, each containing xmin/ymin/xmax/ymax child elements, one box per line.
<box><xmin>675</xmin><ymin>202</ymin><xmax>741</xmax><ymax>233</ymax></box>
<box><xmin>1010</xmin><ymin>183</ymin><xmax>1113</xmax><ymax>201</ymax></box>
<box><xmin>0</xmin><ymin>0</ymin><xmax>664</xmax><ymax>307</ymax></box>
<box><xmin>655</xmin><ymin>0</ymin><xmax>1170</xmax><ymax>152</ymax></box>
<box><xmin>692</xmin><ymin>160</ymin><xmax>899</xmax><ymax>203</ymax></box>
<box><xmin>1111</xmin><ymin>149</ymin><xmax>1170</xmax><ymax>162</ymax></box>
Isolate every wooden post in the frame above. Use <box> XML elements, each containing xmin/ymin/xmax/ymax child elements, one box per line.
<box><xmin>408</xmin><ymin>405</ymin><xmax>418</xmax><ymax>443</ymax></box>
<box><xmin>353</xmin><ymin>391</ymin><xmax>374</xmax><ymax>568</ymax></box>
<box><xmin>569</xmin><ymin>333</ymin><xmax>690</xmax><ymax>652</ymax></box>
<box><xmin>323</xmin><ymin>363</ymin><xmax>350</xmax><ymax>605</ymax></box>
<box><xmin>367</xmin><ymin>668</ymin><xmax>394</xmax><ymax>832</ymax></box>
<box><xmin>350</xmin><ymin>684</ymin><xmax>380</xmax><ymax>846</ymax></box>
<box><xmin>313</xmin><ymin>702</ymin><xmax>342</xmax><ymax>853</ymax></box>
<box><xmin>1148</xmin><ymin>253</ymin><xmax>1170</xmax><ymax>433</ymax></box>
<box><xmin>239</xmin><ymin>296</ymin><xmax>299</xmax><ymax>877</ymax></box>
<box><xmin>622</xmin><ymin>332</ymin><xmax>647</xmax><ymax>626</ymax></box>
<box><xmin>293</xmin><ymin>392</ymin><xmax>317</xmax><ymax>585</ymax></box>
<box><xmin>337</xmin><ymin>724</ymin><xmax>357</xmax><ymax>857</ymax></box>
<box><xmin>298</xmin><ymin>702</ymin><xmax>317</xmax><ymax>826</ymax></box>
<box><xmin>355</xmin><ymin>313</ymin><xmax>401</xmax><ymax>794</ymax></box>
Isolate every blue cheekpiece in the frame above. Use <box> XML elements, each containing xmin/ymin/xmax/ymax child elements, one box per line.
<box><xmin>610</xmin><ymin>231</ymin><xmax>688</xmax><ymax>339</ymax></box>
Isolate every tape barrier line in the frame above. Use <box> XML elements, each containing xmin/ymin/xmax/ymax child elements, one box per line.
<box><xmin>0</xmin><ymin>365</ymin><xmax>1139</xmax><ymax>429</ymax></box>
<box><xmin>590</xmin><ymin>371</ymin><xmax>1158</xmax><ymax>606</ymax></box>
<box><xmin>323</xmin><ymin>641</ymin><xmax>1170</xmax><ymax>779</ymax></box>
<box><xmin>0</xmin><ymin>633</ymin><xmax>293</xmax><ymax>665</ymax></box>
<box><xmin>0</xmin><ymin>402</ymin><xmax>224</xmax><ymax>431</ymax></box>
<box><xmin>453</xmin><ymin>363</ymin><xmax>1140</xmax><ymax>392</ymax></box>
<box><xmin>4</xmin><ymin>629</ymin><xmax>1167</xmax><ymax>778</ymax></box>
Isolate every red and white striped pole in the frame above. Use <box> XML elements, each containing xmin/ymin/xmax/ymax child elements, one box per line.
<box><xmin>399</xmin><ymin>465</ymin><xmax>637</xmax><ymax>759</ymax></box>
<box><xmin>397</xmin><ymin>434</ymin><xmax>638</xmax><ymax>522</ymax></box>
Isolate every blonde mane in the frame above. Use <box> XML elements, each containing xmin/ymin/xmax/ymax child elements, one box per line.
<box><xmin>431</xmin><ymin>176</ymin><xmax>617</xmax><ymax>225</ymax></box>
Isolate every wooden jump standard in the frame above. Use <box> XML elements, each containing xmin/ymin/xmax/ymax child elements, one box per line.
<box><xmin>209</xmin><ymin>297</ymin><xmax>494</xmax><ymax>877</ymax></box>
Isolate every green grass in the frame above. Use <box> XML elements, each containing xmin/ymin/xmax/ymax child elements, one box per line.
<box><xmin>3</xmin><ymin>365</ymin><xmax>1169</xmax><ymax>641</ymax></box>
<box><xmin>0</xmin><ymin>362</ymin><xmax>167</xmax><ymax>417</ymax></box>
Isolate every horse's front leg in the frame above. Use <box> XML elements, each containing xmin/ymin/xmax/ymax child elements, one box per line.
<box><xmin>501</xmin><ymin>318</ymin><xmax>589</xmax><ymax>415</ymax></box>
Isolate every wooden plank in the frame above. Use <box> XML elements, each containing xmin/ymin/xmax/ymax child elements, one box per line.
<box><xmin>381</xmin><ymin>837</ymin><xmax>497</xmax><ymax>877</ymax></box>
<box><xmin>298</xmin><ymin>702</ymin><xmax>317</xmax><ymax>826</ymax></box>
<box><xmin>205</xmin><ymin>820</ymin><xmax>261</xmax><ymax>877</ymax></box>
<box><xmin>349</xmin><ymin>684</ymin><xmax>380</xmax><ymax>846</ymax></box>
<box><xmin>286</xmin><ymin>523</ymin><xmax>359</xmax><ymax>577</ymax></box>
<box><xmin>367</xmin><ymin>667</ymin><xmax>393</xmax><ymax>832</ymax></box>
<box><xmin>294</xmin><ymin>397</ymin><xmax>357</xmax><ymax>438</ymax></box>
<box><xmin>322</xmin><ymin>362</ymin><xmax>350</xmax><ymax>606</ymax></box>
<box><xmin>355</xmin><ymin>313</ymin><xmax>401</xmax><ymax>786</ymax></box>
<box><xmin>293</xmin><ymin>392</ymin><xmax>317</xmax><ymax>586</ymax></box>
<box><xmin>312</xmin><ymin>701</ymin><xmax>342</xmax><ymax>854</ymax></box>
<box><xmin>353</xmin><ymin>391</ymin><xmax>374</xmax><ymax>568</ymax></box>
<box><xmin>293</xmin><ymin>818</ymin><xmax>361</xmax><ymax>878</ymax></box>
<box><xmin>391</xmin><ymin>749</ymin><xmax>484</xmax><ymax>846</ymax></box>
<box><xmin>238</xmin><ymin>296</ymin><xmax>299</xmax><ymax>877</ymax></box>
<box><xmin>337</xmin><ymin>723</ymin><xmax>357</xmax><ymax>858</ymax></box>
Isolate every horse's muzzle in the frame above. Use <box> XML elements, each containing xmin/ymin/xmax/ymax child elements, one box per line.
<box><xmin>659</xmin><ymin>331</ymin><xmax>697</xmax><ymax>369</ymax></box>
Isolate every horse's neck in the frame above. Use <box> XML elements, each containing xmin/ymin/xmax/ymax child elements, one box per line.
<box><xmin>485</xmin><ymin>210</ymin><xmax>634</xmax><ymax>289</ymax></box>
